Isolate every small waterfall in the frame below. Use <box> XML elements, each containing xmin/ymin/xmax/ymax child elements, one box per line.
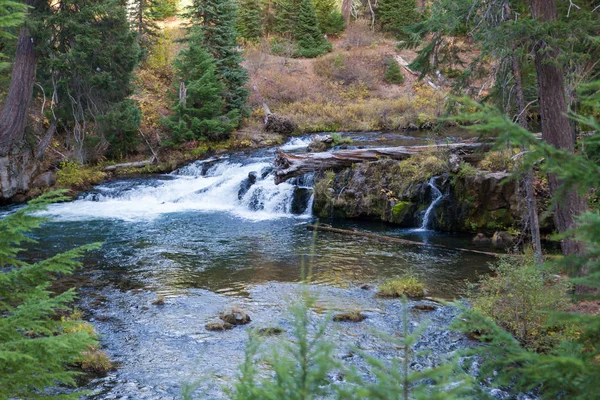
<box><xmin>419</xmin><ymin>176</ymin><xmax>443</xmax><ymax>231</ymax></box>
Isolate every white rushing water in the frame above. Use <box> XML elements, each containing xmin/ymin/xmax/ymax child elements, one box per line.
<box><xmin>279</xmin><ymin>136</ymin><xmax>313</xmax><ymax>151</ymax></box>
<box><xmin>42</xmin><ymin>156</ymin><xmax>310</xmax><ymax>222</ymax></box>
<box><xmin>418</xmin><ymin>176</ymin><xmax>443</xmax><ymax>231</ymax></box>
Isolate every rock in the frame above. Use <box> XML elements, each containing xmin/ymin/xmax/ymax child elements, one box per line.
<box><xmin>32</xmin><ymin>171</ymin><xmax>56</xmax><ymax>188</ymax></box>
<box><xmin>492</xmin><ymin>231</ymin><xmax>514</xmax><ymax>247</ymax></box>
<box><xmin>0</xmin><ymin>149</ymin><xmax>39</xmax><ymax>200</ymax></box>
<box><xmin>359</xmin><ymin>284</ymin><xmax>373</xmax><ymax>290</ymax></box>
<box><xmin>219</xmin><ymin>307</ymin><xmax>251</xmax><ymax>325</ymax></box>
<box><xmin>264</xmin><ymin>114</ymin><xmax>297</xmax><ymax>135</ymax></box>
<box><xmin>260</xmin><ymin>166</ymin><xmax>273</xmax><ymax>179</ymax></box>
<box><xmin>291</xmin><ymin>187</ymin><xmax>312</xmax><ymax>214</ymax></box>
<box><xmin>205</xmin><ymin>321</ymin><xmax>234</xmax><ymax>331</ymax></box>
<box><xmin>333</xmin><ymin>311</ymin><xmax>367</xmax><ymax>322</ymax></box>
<box><xmin>257</xmin><ymin>327</ymin><xmax>284</xmax><ymax>336</ymax></box>
<box><xmin>152</xmin><ymin>296</ymin><xmax>165</xmax><ymax>305</ymax></box>
<box><xmin>307</xmin><ymin>135</ymin><xmax>332</xmax><ymax>153</ymax></box>
<box><xmin>406</xmin><ymin>123</ymin><xmax>419</xmax><ymax>130</ymax></box>
<box><xmin>412</xmin><ymin>304</ymin><xmax>436</xmax><ymax>312</ymax></box>
<box><xmin>447</xmin><ymin>154</ymin><xmax>461</xmax><ymax>173</ymax></box>
<box><xmin>472</xmin><ymin>233</ymin><xmax>490</xmax><ymax>243</ymax></box>
<box><xmin>238</xmin><ymin>171</ymin><xmax>258</xmax><ymax>200</ymax></box>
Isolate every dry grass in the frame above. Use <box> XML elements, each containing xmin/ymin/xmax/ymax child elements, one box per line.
<box><xmin>377</xmin><ymin>276</ymin><xmax>425</xmax><ymax>298</ymax></box>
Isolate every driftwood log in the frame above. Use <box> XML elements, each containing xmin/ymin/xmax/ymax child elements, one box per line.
<box><xmin>274</xmin><ymin>142</ymin><xmax>492</xmax><ymax>183</ymax></box>
<box><xmin>104</xmin><ymin>156</ymin><xmax>156</xmax><ymax>172</ymax></box>
<box><xmin>307</xmin><ymin>224</ymin><xmax>504</xmax><ymax>257</ymax></box>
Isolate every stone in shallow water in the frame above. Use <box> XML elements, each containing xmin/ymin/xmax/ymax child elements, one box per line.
<box><xmin>205</xmin><ymin>321</ymin><xmax>234</xmax><ymax>331</ymax></box>
<box><xmin>219</xmin><ymin>307</ymin><xmax>251</xmax><ymax>325</ymax></box>
<box><xmin>333</xmin><ymin>311</ymin><xmax>367</xmax><ymax>322</ymax></box>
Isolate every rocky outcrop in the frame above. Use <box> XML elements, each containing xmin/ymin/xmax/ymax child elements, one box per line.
<box><xmin>0</xmin><ymin>149</ymin><xmax>39</xmax><ymax>201</ymax></box>
<box><xmin>312</xmin><ymin>160</ymin><xmax>551</xmax><ymax>234</ymax></box>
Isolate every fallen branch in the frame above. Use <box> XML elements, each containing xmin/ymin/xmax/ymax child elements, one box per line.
<box><xmin>104</xmin><ymin>156</ymin><xmax>156</xmax><ymax>172</ymax></box>
<box><xmin>307</xmin><ymin>224</ymin><xmax>504</xmax><ymax>257</ymax></box>
<box><xmin>274</xmin><ymin>142</ymin><xmax>491</xmax><ymax>183</ymax></box>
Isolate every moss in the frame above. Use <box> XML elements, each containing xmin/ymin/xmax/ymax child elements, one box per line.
<box><xmin>332</xmin><ymin>310</ymin><xmax>367</xmax><ymax>322</ymax></box>
<box><xmin>392</xmin><ymin>201</ymin><xmax>411</xmax><ymax>216</ymax></box>
<box><xmin>377</xmin><ymin>276</ymin><xmax>425</xmax><ymax>298</ymax></box>
<box><xmin>56</xmin><ymin>161</ymin><xmax>106</xmax><ymax>189</ymax></box>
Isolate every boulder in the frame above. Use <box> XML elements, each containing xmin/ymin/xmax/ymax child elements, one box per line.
<box><xmin>291</xmin><ymin>187</ymin><xmax>312</xmax><ymax>214</ymax></box>
<box><xmin>32</xmin><ymin>171</ymin><xmax>56</xmax><ymax>188</ymax></box>
<box><xmin>492</xmin><ymin>231</ymin><xmax>514</xmax><ymax>247</ymax></box>
<box><xmin>472</xmin><ymin>233</ymin><xmax>490</xmax><ymax>243</ymax></box>
<box><xmin>219</xmin><ymin>307</ymin><xmax>251</xmax><ymax>325</ymax></box>
<box><xmin>206</xmin><ymin>321</ymin><xmax>234</xmax><ymax>331</ymax></box>
<box><xmin>238</xmin><ymin>171</ymin><xmax>258</xmax><ymax>200</ymax></box>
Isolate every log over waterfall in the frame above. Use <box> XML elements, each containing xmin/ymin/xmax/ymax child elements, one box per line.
<box><xmin>274</xmin><ymin>142</ymin><xmax>492</xmax><ymax>184</ymax></box>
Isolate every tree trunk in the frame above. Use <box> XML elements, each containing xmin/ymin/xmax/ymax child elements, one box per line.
<box><xmin>0</xmin><ymin>2</ymin><xmax>37</xmax><ymax>157</ymax></box>
<box><xmin>274</xmin><ymin>143</ymin><xmax>491</xmax><ymax>183</ymax></box>
<box><xmin>341</xmin><ymin>0</ymin><xmax>352</xmax><ymax>24</ymax></box>
<box><xmin>529</xmin><ymin>0</ymin><xmax>587</xmax><ymax>256</ymax></box>
<box><xmin>512</xmin><ymin>54</ymin><xmax>543</xmax><ymax>264</ymax></box>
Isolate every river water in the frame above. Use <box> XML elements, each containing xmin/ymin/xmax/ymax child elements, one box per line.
<box><xmin>15</xmin><ymin>131</ymin><xmax>505</xmax><ymax>399</ymax></box>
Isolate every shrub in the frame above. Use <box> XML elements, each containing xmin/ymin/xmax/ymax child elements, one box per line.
<box><xmin>78</xmin><ymin>350</ymin><xmax>113</xmax><ymax>374</ymax></box>
<box><xmin>56</xmin><ymin>161</ymin><xmax>106</xmax><ymax>188</ymax></box>
<box><xmin>479</xmin><ymin>149</ymin><xmax>518</xmax><ymax>171</ymax></box>
<box><xmin>100</xmin><ymin>99</ymin><xmax>142</xmax><ymax>159</ymax></box>
<box><xmin>384</xmin><ymin>57</ymin><xmax>405</xmax><ymax>84</ymax></box>
<box><xmin>469</xmin><ymin>256</ymin><xmax>572</xmax><ymax>352</ymax></box>
<box><xmin>330</xmin><ymin>132</ymin><xmax>352</xmax><ymax>146</ymax></box>
<box><xmin>377</xmin><ymin>276</ymin><xmax>425</xmax><ymax>298</ymax></box>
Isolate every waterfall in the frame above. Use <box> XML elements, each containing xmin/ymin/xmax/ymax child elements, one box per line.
<box><xmin>42</xmin><ymin>151</ymin><xmax>313</xmax><ymax>222</ymax></box>
<box><xmin>419</xmin><ymin>176</ymin><xmax>443</xmax><ymax>231</ymax></box>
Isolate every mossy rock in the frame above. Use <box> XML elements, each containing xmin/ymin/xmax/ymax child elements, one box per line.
<box><xmin>377</xmin><ymin>277</ymin><xmax>425</xmax><ymax>298</ymax></box>
<box><xmin>333</xmin><ymin>310</ymin><xmax>367</xmax><ymax>322</ymax></box>
<box><xmin>206</xmin><ymin>321</ymin><xmax>234</xmax><ymax>331</ymax></box>
<box><xmin>219</xmin><ymin>307</ymin><xmax>251</xmax><ymax>325</ymax></box>
<box><xmin>257</xmin><ymin>327</ymin><xmax>284</xmax><ymax>336</ymax></box>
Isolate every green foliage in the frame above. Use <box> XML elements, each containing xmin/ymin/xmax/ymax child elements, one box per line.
<box><xmin>313</xmin><ymin>0</ymin><xmax>345</xmax><ymax>36</ymax></box>
<box><xmin>293</xmin><ymin>0</ymin><xmax>332</xmax><ymax>58</ymax></box>
<box><xmin>150</xmin><ymin>0</ymin><xmax>179</xmax><ymax>19</ymax></box>
<box><xmin>100</xmin><ymin>100</ymin><xmax>142</xmax><ymax>158</ymax></box>
<box><xmin>236</xmin><ymin>0</ymin><xmax>263</xmax><ymax>42</ymax></box>
<box><xmin>468</xmin><ymin>256</ymin><xmax>572</xmax><ymax>352</ymax></box>
<box><xmin>56</xmin><ymin>161</ymin><xmax>106</xmax><ymax>188</ymax></box>
<box><xmin>188</xmin><ymin>0</ymin><xmax>249</xmax><ymax>117</ymax></box>
<box><xmin>377</xmin><ymin>276</ymin><xmax>425</xmax><ymax>298</ymax></box>
<box><xmin>384</xmin><ymin>58</ymin><xmax>405</xmax><ymax>84</ymax></box>
<box><xmin>0</xmin><ymin>0</ymin><xmax>26</xmax><ymax>69</ymax></box>
<box><xmin>272</xmin><ymin>0</ymin><xmax>299</xmax><ymax>36</ymax></box>
<box><xmin>165</xmin><ymin>32</ymin><xmax>237</xmax><ymax>144</ymax></box>
<box><xmin>34</xmin><ymin>0</ymin><xmax>140</xmax><ymax>163</ymax></box>
<box><xmin>225</xmin><ymin>292</ymin><xmax>337</xmax><ymax>400</ymax></box>
<box><xmin>0</xmin><ymin>191</ymin><xmax>101</xmax><ymax>399</ymax></box>
<box><xmin>376</xmin><ymin>0</ymin><xmax>419</xmax><ymax>39</ymax></box>
<box><xmin>330</xmin><ymin>132</ymin><xmax>352</xmax><ymax>146</ymax></box>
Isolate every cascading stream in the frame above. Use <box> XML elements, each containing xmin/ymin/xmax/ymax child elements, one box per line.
<box><xmin>419</xmin><ymin>176</ymin><xmax>443</xmax><ymax>231</ymax></box>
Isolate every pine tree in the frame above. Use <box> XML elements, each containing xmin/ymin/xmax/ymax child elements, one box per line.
<box><xmin>236</xmin><ymin>0</ymin><xmax>263</xmax><ymax>43</ymax></box>
<box><xmin>313</xmin><ymin>0</ymin><xmax>345</xmax><ymax>36</ymax></box>
<box><xmin>0</xmin><ymin>0</ymin><xmax>27</xmax><ymax>69</ymax></box>
<box><xmin>376</xmin><ymin>0</ymin><xmax>419</xmax><ymax>39</ymax></box>
<box><xmin>0</xmin><ymin>191</ymin><xmax>101</xmax><ymax>399</ymax></box>
<box><xmin>384</xmin><ymin>58</ymin><xmax>405</xmax><ymax>84</ymax></box>
<box><xmin>294</xmin><ymin>0</ymin><xmax>331</xmax><ymax>58</ymax></box>
<box><xmin>129</xmin><ymin>0</ymin><xmax>160</xmax><ymax>52</ymax></box>
<box><xmin>164</xmin><ymin>28</ymin><xmax>237</xmax><ymax>144</ymax></box>
<box><xmin>272</xmin><ymin>0</ymin><xmax>299</xmax><ymax>36</ymax></box>
<box><xmin>188</xmin><ymin>0</ymin><xmax>249</xmax><ymax>118</ymax></box>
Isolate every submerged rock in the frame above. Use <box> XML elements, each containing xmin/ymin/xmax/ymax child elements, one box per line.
<box><xmin>205</xmin><ymin>321</ymin><xmax>234</xmax><ymax>331</ymax></box>
<box><xmin>238</xmin><ymin>171</ymin><xmax>259</xmax><ymax>200</ymax></box>
<box><xmin>219</xmin><ymin>307</ymin><xmax>251</xmax><ymax>325</ymax></box>
<box><xmin>291</xmin><ymin>187</ymin><xmax>312</xmax><ymax>214</ymax></box>
<box><xmin>492</xmin><ymin>231</ymin><xmax>514</xmax><ymax>247</ymax></box>
<box><xmin>473</xmin><ymin>233</ymin><xmax>490</xmax><ymax>243</ymax></box>
<box><xmin>333</xmin><ymin>311</ymin><xmax>367</xmax><ymax>322</ymax></box>
<box><xmin>257</xmin><ymin>327</ymin><xmax>284</xmax><ymax>336</ymax></box>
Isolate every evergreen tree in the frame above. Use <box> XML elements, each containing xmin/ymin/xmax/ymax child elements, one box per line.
<box><xmin>188</xmin><ymin>0</ymin><xmax>249</xmax><ymax>118</ymax></box>
<box><xmin>294</xmin><ymin>0</ymin><xmax>331</xmax><ymax>58</ymax></box>
<box><xmin>0</xmin><ymin>0</ymin><xmax>27</xmax><ymax>69</ymax></box>
<box><xmin>313</xmin><ymin>0</ymin><xmax>345</xmax><ymax>36</ymax></box>
<box><xmin>164</xmin><ymin>29</ymin><xmax>236</xmax><ymax>144</ymax></box>
<box><xmin>384</xmin><ymin>58</ymin><xmax>404</xmax><ymax>84</ymax></box>
<box><xmin>0</xmin><ymin>191</ymin><xmax>100</xmax><ymax>399</ymax></box>
<box><xmin>236</xmin><ymin>0</ymin><xmax>263</xmax><ymax>43</ymax></box>
<box><xmin>129</xmin><ymin>0</ymin><xmax>160</xmax><ymax>52</ymax></box>
<box><xmin>272</xmin><ymin>0</ymin><xmax>299</xmax><ymax>37</ymax></box>
<box><xmin>376</xmin><ymin>0</ymin><xmax>419</xmax><ymax>39</ymax></box>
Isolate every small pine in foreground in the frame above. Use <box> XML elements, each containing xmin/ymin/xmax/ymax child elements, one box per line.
<box><xmin>384</xmin><ymin>58</ymin><xmax>405</xmax><ymax>84</ymax></box>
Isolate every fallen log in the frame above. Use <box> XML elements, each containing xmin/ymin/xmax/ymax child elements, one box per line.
<box><xmin>104</xmin><ymin>156</ymin><xmax>156</xmax><ymax>172</ymax></box>
<box><xmin>306</xmin><ymin>224</ymin><xmax>504</xmax><ymax>257</ymax></box>
<box><xmin>274</xmin><ymin>142</ymin><xmax>491</xmax><ymax>183</ymax></box>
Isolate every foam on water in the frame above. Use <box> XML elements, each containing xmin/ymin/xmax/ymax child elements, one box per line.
<box><xmin>279</xmin><ymin>136</ymin><xmax>312</xmax><ymax>151</ymax></box>
<box><xmin>42</xmin><ymin>158</ymin><xmax>310</xmax><ymax>222</ymax></box>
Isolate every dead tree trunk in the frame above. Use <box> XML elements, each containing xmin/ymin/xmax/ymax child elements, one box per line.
<box><xmin>512</xmin><ymin>53</ymin><xmax>543</xmax><ymax>264</ymax></box>
<box><xmin>274</xmin><ymin>143</ymin><xmax>491</xmax><ymax>183</ymax></box>
<box><xmin>0</xmin><ymin>0</ymin><xmax>37</xmax><ymax>157</ymax></box>
<box><xmin>529</xmin><ymin>0</ymin><xmax>587</xmax><ymax>256</ymax></box>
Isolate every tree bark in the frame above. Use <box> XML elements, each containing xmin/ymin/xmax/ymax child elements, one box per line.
<box><xmin>274</xmin><ymin>143</ymin><xmax>491</xmax><ymax>183</ymax></box>
<box><xmin>512</xmin><ymin>54</ymin><xmax>543</xmax><ymax>264</ymax></box>
<box><xmin>0</xmin><ymin>0</ymin><xmax>37</xmax><ymax>157</ymax></box>
<box><xmin>529</xmin><ymin>0</ymin><xmax>587</xmax><ymax>256</ymax></box>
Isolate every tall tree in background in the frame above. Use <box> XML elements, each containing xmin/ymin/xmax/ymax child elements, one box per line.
<box><xmin>129</xmin><ymin>0</ymin><xmax>160</xmax><ymax>51</ymax></box>
<box><xmin>294</xmin><ymin>0</ymin><xmax>331</xmax><ymax>57</ymax></box>
<box><xmin>236</xmin><ymin>0</ymin><xmax>263</xmax><ymax>42</ymax></box>
<box><xmin>189</xmin><ymin>0</ymin><xmax>249</xmax><ymax>119</ymax></box>
<box><xmin>272</xmin><ymin>0</ymin><xmax>299</xmax><ymax>36</ymax></box>
<box><xmin>376</xmin><ymin>0</ymin><xmax>419</xmax><ymax>39</ymax></box>
<box><xmin>0</xmin><ymin>0</ymin><xmax>37</xmax><ymax>157</ymax></box>
<box><xmin>313</xmin><ymin>0</ymin><xmax>345</xmax><ymax>36</ymax></box>
<box><xmin>165</xmin><ymin>28</ymin><xmax>236</xmax><ymax>143</ymax></box>
<box><xmin>528</xmin><ymin>0</ymin><xmax>588</xmax><ymax>256</ymax></box>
